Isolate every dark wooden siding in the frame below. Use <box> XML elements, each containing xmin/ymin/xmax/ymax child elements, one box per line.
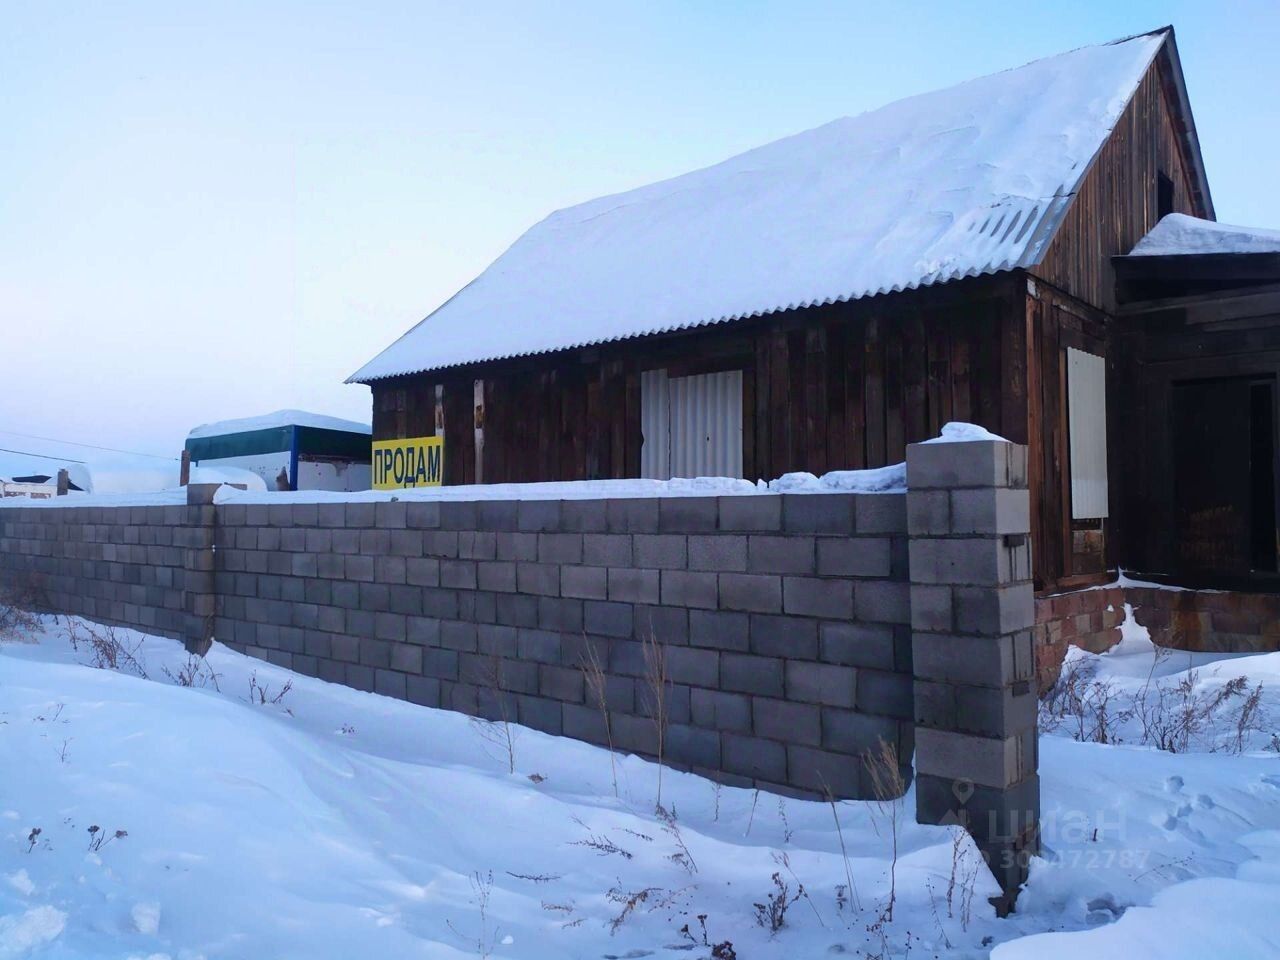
<box><xmin>1035</xmin><ymin>53</ymin><xmax>1207</xmax><ymax>313</ymax></box>
<box><xmin>370</xmin><ymin>274</ymin><xmax>1023</xmax><ymax>487</ymax></box>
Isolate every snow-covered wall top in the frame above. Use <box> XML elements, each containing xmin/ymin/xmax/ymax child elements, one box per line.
<box><xmin>1128</xmin><ymin>213</ymin><xmax>1280</xmax><ymax>257</ymax></box>
<box><xmin>187</xmin><ymin>409</ymin><xmax>372</xmax><ymax>439</ymax></box>
<box><xmin>350</xmin><ymin>32</ymin><xmax>1164</xmax><ymax>382</ymax></box>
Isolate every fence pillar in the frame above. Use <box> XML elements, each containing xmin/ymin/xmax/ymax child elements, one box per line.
<box><xmin>906</xmin><ymin>439</ymin><xmax>1038</xmax><ymax>915</ymax></box>
<box><xmin>182</xmin><ymin>483</ymin><xmax>219</xmax><ymax>655</ymax></box>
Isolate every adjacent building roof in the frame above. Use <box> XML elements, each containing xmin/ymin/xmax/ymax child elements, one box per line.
<box><xmin>187</xmin><ymin>410</ymin><xmax>371</xmax><ymax>440</ymax></box>
<box><xmin>1129</xmin><ymin>213</ymin><xmax>1280</xmax><ymax>257</ymax></box>
<box><xmin>350</xmin><ymin>30</ymin><xmax>1171</xmax><ymax>383</ymax></box>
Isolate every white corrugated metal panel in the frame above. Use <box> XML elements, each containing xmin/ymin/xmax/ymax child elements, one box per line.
<box><xmin>670</xmin><ymin>370</ymin><xmax>743</xmax><ymax>479</ymax></box>
<box><xmin>348</xmin><ymin>34</ymin><xmax>1165</xmax><ymax>383</ymax></box>
<box><xmin>640</xmin><ymin>369</ymin><xmax>669</xmax><ymax>480</ymax></box>
<box><xmin>640</xmin><ymin>369</ymin><xmax>743</xmax><ymax>480</ymax></box>
<box><xmin>1067</xmin><ymin>347</ymin><xmax>1109</xmax><ymax>519</ymax></box>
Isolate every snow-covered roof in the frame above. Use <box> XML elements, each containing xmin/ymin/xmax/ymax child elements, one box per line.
<box><xmin>1129</xmin><ymin>213</ymin><xmax>1280</xmax><ymax>257</ymax></box>
<box><xmin>187</xmin><ymin>410</ymin><xmax>371</xmax><ymax>440</ymax></box>
<box><xmin>350</xmin><ymin>31</ymin><xmax>1168</xmax><ymax>382</ymax></box>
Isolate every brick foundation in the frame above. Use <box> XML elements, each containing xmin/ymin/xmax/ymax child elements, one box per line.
<box><xmin>1128</xmin><ymin>586</ymin><xmax>1280</xmax><ymax>653</ymax></box>
<box><xmin>1032</xmin><ymin>586</ymin><xmax>1124</xmax><ymax>693</ymax></box>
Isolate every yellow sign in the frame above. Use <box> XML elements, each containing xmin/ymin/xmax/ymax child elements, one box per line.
<box><xmin>372</xmin><ymin>435</ymin><xmax>444</xmax><ymax>489</ymax></box>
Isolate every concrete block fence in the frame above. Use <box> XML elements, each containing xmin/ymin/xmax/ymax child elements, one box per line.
<box><xmin>0</xmin><ymin>444</ymin><xmax>1038</xmax><ymax>903</ymax></box>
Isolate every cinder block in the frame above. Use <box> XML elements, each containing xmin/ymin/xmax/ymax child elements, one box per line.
<box><xmin>913</xmin><ymin>631</ymin><xmax>1033</xmax><ymax>687</ymax></box>
<box><xmin>906</xmin><ymin>439</ymin><xmax>1016</xmax><ymax>490</ymax></box>
<box><xmin>718</xmin><ymin>495</ymin><xmax>781</xmax><ymax>532</ymax></box>
<box><xmin>820</xmin><ymin>621</ymin><xmax>896</xmax><ymax>670</ymax></box>
<box><xmin>538</xmin><ymin>533</ymin><xmax>583</xmax><ymax>564</ymax></box>
<box><xmin>690</xmin><ymin>687</ymin><xmax>751</xmax><ymax>732</ymax></box>
<box><xmin>718</xmin><ymin>573</ymin><xmax>782</xmax><ymax>613</ymax></box>
<box><xmin>359</xmin><ymin>638</ymin><xmax>391</xmax><ymax>668</ymax></box>
<box><xmin>605</xmin><ymin>498</ymin><xmax>659</xmax><ymax>534</ymax></box>
<box><xmin>721</xmin><ymin>653</ymin><xmax>784</xmax><ymax>697</ymax></box>
<box><xmin>583</xmin><ymin>534</ymin><xmax>632</xmax><ymax>567</ymax></box>
<box><xmin>906</xmin><ymin>489</ymin><xmax>951</xmax><ymax>536</ymax></box>
<box><xmin>559</xmin><ymin>499</ymin><xmax>608</xmax><ymax>532</ymax></box>
<box><xmin>517</xmin><ymin>499</ymin><xmax>561</xmax><ymax>532</ymax></box>
<box><xmin>374</xmin><ymin>612</ymin><xmax>407</xmax><ymax>642</ymax></box>
<box><xmin>389</xmin><ymin>529</ymin><xmax>424</xmax><ymax>558</ymax></box>
<box><xmin>821</xmin><ymin>708</ymin><xmax>899</xmax><ymax>756</ymax></box>
<box><xmin>660</xmin><ymin>570</ymin><xmax>719</xmax><ymax>609</ymax></box>
<box><xmin>539</xmin><ymin>663</ymin><xmax>584</xmax><ymax>702</ymax></box>
<box><xmin>786</xmin><ymin>745</ymin><xmax>865</xmax><ymax>799</ymax></box>
<box><xmin>665</xmin><ymin>646</ymin><xmax>719</xmax><ymax>688</ymax></box>
<box><xmin>783</xmin><ymin>577</ymin><xmax>853</xmax><ymax>619</ymax></box>
<box><xmin>853</xmin><ymin>580</ymin><xmax>911</xmax><ymax>625</ymax></box>
<box><xmin>722</xmin><ymin>733</ymin><xmax>787</xmax><ymax>782</ymax></box>
<box><xmin>785</xmin><ymin>661</ymin><xmax>857</xmax><ymax>708</ymax></box>
<box><xmin>423</xmin><ymin>531</ymin><xmax>460</xmax><ymax>558</ymax></box>
<box><xmin>390</xmin><ymin>642</ymin><xmax>423</xmax><ymax>675</ymax></box>
<box><xmin>584</xmin><ymin>600</ymin><xmax>633</xmax><ymax>638</ymax></box>
<box><xmin>406</xmin><ymin>501</ymin><xmax>442</xmax><ymax>530</ymax></box>
<box><xmin>665</xmin><ymin>723</ymin><xmax>722</xmax><ymax>770</ymax></box>
<box><xmin>375</xmin><ymin>555</ymin><xmax>407</xmax><ymax>585</ymax></box>
<box><xmin>633</xmin><ymin>604</ymin><xmax>688</xmax><ymax>645</ymax></box>
<box><xmin>440</xmin><ymin>501</ymin><xmax>478</xmax><ymax>531</ymax></box>
<box><xmin>517</xmin><ymin>696</ymin><xmax>563</xmax><ymax>736</ymax></box>
<box><xmin>494</xmin><ymin>592</ymin><xmax>537</xmax><ymax>628</ymax></box>
<box><xmin>632</xmin><ymin>534</ymin><xmax>686</xmax><ymax>570</ymax></box>
<box><xmin>749</xmin><ymin>614</ymin><xmax>818</xmax><ymax>659</ymax></box>
<box><xmin>910</xmin><ymin>584</ymin><xmax>954</xmax><ymax>632</ymax></box>
<box><xmin>659</xmin><ymin>497</ymin><xmax>718</xmax><ymax>533</ymax></box>
<box><xmin>474</xmin><ymin>500</ymin><xmax>516</xmax><ymax>531</ymax></box>
<box><xmin>914</xmin><ymin>726</ymin><xmax>1033</xmax><ymax>790</ymax></box>
<box><xmin>375</xmin><ymin>501</ymin><xmax>407</xmax><ymax>529</ymax></box>
<box><xmin>856</xmin><ymin>669</ymin><xmax>913</xmax><ymax>718</ymax></box>
<box><xmin>953</xmin><ymin>584</ymin><xmax>1035</xmax><ymax>635</ymax></box>
<box><xmin>407</xmin><ymin>557</ymin><xmax>441</xmax><ymax>587</ymax></box>
<box><xmin>515</xmin><ymin>562</ymin><xmax>560</xmax><ymax>596</ymax></box>
<box><xmin>560</xmin><ymin>564</ymin><xmax>607</xmax><ymax>600</ymax></box>
<box><xmin>950</xmin><ymin>488</ymin><xmax>1030</xmax><ymax>536</ymax></box>
<box><xmin>607</xmin><ymin>567</ymin><xmax>660</xmax><ymax>604</ymax></box>
<box><xmin>422</xmin><ymin>646</ymin><xmax>459</xmax><ymax>680</ymax></box>
<box><xmin>440</xmin><ymin>620</ymin><xmax>478</xmax><ymax>652</ymax></box>
<box><xmin>782</xmin><ymin>494</ymin><xmax>855</xmax><ymax>534</ymax></box>
<box><xmin>440</xmin><ymin>560</ymin><xmax>478</xmax><ymax>590</ymax></box>
<box><xmin>913</xmin><ymin>679</ymin><xmax>958</xmax><ymax>729</ymax></box>
<box><xmin>955</xmin><ymin>683</ymin><xmax>1038</xmax><ymax>739</ymax></box>
<box><xmin>689</xmin><ymin>609</ymin><xmax>750</xmax><ymax>652</ymax></box>
<box><xmin>537</xmin><ymin>596</ymin><xmax>583</xmax><ymax>633</ymax></box>
<box><xmin>477</xmin><ymin>623</ymin><xmax>518</xmax><ymax>657</ymax></box>
<box><xmin>407</xmin><ymin>676</ymin><xmax>442</xmax><ymax>707</ymax></box>
<box><xmin>747</xmin><ymin>535</ymin><xmax>815</xmax><ymax>575</ymax></box>
<box><xmin>688</xmin><ymin>535</ymin><xmax>747</xmax><ymax>572</ymax></box>
<box><xmin>752</xmin><ymin>697</ymin><xmax>820</xmax><ymax>746</ymax></box>
<box><xmin>495</xmin><ymin>532</ymin><xmax>538</xmax><ymax>562</ymax></box>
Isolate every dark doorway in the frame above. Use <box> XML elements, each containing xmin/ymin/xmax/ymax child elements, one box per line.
<box><xmin>1172</xmin><ymin>377</ymin><xmax>1278</xmax><ymax>575</ymax></box>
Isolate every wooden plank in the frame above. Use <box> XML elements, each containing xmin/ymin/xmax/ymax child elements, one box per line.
<box><xmin>864</xmin><ymin>317</ymin><xmax>886</xmax><ymax>466</ymax></box>
<box><xmin>884</xmin><ymin>318</ymin><xmax>905</xmax><ymax>463</ymax></box>
<box><xmin>951</xmin><ymin>327</ymin><xmax>972</xmax><ymax>423</ymax></box>
<box><xmin>824</xmin><ymin>321</ymin><xmax>847</xmax><ymax>470</ymax></box>
<box><xmin>845</xmin><ymin>315</ymin><xmax>866</xmax><ymax>470</ymax></box>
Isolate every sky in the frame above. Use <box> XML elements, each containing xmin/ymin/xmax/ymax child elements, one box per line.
<box><xmin>2</xmin><ymin>1</ymin><xmax>1278</xmax><ymax>462</ymax></box>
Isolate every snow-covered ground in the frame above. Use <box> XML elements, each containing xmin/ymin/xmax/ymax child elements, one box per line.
<box><xmin>0</xmin><ymin>611</ymin><xmax>1277</xmax><ymax>958</ymax></box>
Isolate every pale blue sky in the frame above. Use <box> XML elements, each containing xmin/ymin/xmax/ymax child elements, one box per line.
<box><xmin>3</xmin><ymin>1</ymin><xmax>1277</xmax><ymax>458</ymax></box>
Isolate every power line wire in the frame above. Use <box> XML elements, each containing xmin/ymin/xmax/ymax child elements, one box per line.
<box><xmin>0</xmin><ymin>445</ymin><xmax>86</xmax><ymax>464</ymax></box>
<box><xmin>0</xmin><ymin>428</ymin><xmax>177</xmax><ymax>461</ymax></box>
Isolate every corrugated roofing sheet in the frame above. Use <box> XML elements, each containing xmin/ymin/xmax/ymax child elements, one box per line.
<box><xmin>350</xmin><ymin>31</ymin><xmax>1165</xmax><ymax>383</ymax></box>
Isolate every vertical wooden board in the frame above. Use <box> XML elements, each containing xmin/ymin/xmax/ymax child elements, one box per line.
<box><xmin>804</xmin><ymin>325</ymin><xmax>827</xmax><ymax>473</ymax></box>
<box><xmin>926</xmin><ymin>320</ymin><xmax>952</xmax><ymax>436</ymax></box>
<box><xmin>787</xmin><ymin>330</ymin><xmax>807</xmax><ymax>473</ymax></box>
<box><xmin>902</xmin><ymin>313</ymin><xmax>927</xmax><ymax>446</ymax></box>
<box><xmin>586</xmin><ymin>372</ymin><xmax>603</xmax><ymax>480</ymax></box>
<box><xmin>951</xmin><ymin>328</ymin><xmax>972</xmax><ymax>423</ymax></box>
<box><xmin>742</xmin><ymin>357</ymin><xmax>757</xmax><ymax>480</ymax></box>
<box><xmin>769</xmin><ymin>330</ymin><xmax>790</xmax><ymax>476</ymax></box>
<box><xmin>607</xmin><ymin>361</ymin><xmax>626</xmax><ymax>479</ymax></box>
<box><xmin>844</xmin><ymin>316</ymin><xmax>866</xmax><ymax>470</ymax></box>
<box><xmin>624</xmin><ymin>366</ymin><xmax>642</xmax><ymax>478</ymax></box>
<box><xmin>884</xmin><ymin>319</ymin><xmax>906</xmax><ymax>463</ymax></box>
<box><xmin>753</xmin><ymin>334</ymin><xmax>772</xmax><ymax>480</ymax></box>
<box><xmin>1000</xmin><ymin>290</ymin><xmax>1030</xmax><ymax>444</ymax></box>
<box><xmin>864</xmin><ymin>317</ymin><xmax>886</xmax><ymax>467</ymax></box>
<box><xmin>1025</xmin><ymin>297</ymin><xmax>1046</xmax><ymax>586</ymax></box>
<box><xmin>824</xmin><ymin>321</ymin><xmax>848</xmax><ymax>471</ymax></box>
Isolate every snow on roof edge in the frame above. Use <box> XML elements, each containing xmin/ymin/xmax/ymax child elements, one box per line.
<box><xmin>188</xmin><ymin>410</ymin><xmax>372</xmax><ymax>440</ymax></box>
<box><xmin>347</xmin><ymin>30</ymin><xmax>1165</xmax><ymax>384</ymax></box>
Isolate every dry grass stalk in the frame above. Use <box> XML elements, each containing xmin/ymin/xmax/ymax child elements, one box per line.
<box><xmin>641</xmin><ymin>628</ymin><xmax>669</xmax><ymax>808</ymax></box>
<box><xmin>579</xmin><ymin>637</ymin><xmax>618</xmax><ymax>796</ymax></box>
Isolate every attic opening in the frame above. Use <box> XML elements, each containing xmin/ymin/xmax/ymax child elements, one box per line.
<box><xmin>1157</xmin><ymin>170</ymin><xmax>1175</xmax><ymax>220</ymax></box>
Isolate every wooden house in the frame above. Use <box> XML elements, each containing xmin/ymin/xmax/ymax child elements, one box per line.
<box><xmin>351</xmin><ymin>27</ymin><xmax>1280</xmax><ymax>653</ymax></box>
